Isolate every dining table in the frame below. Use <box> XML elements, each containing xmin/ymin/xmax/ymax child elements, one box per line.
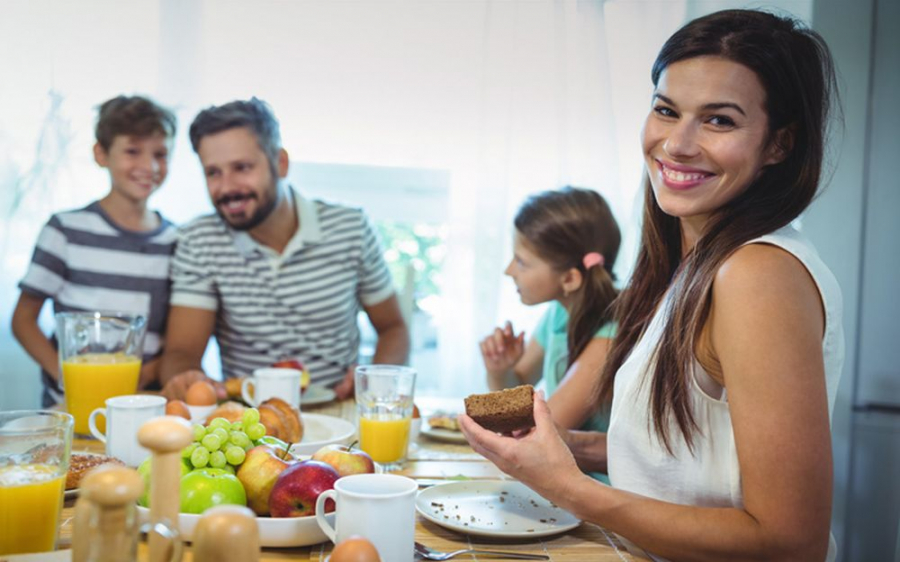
<box><xmin>43</xmin><ymin>395</ymin><xmax>652</xmax><ymax>562</ymax></box>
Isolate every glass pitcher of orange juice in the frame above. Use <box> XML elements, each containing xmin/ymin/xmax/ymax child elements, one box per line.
<box><xmin>355</xmin><ymin>365</ymin><xmax>417</xmax><ymax>471</ymax></box>
<box><xmin>0</xmin><ymin>410</ymin><xmax>73</xmax><ymax>555</ymax></box>
<box><xmin>56</xmin><ymin>312</ymin><xmax>146</xmax><ymax>436</ymax></box>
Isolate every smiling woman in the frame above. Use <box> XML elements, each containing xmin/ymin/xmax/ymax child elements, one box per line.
<box><xmin>459</xmin><ymin>8</ymin><xmax>844</xmax><ymax>562</ymax></box>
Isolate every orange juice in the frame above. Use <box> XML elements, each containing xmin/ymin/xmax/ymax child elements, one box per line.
<box><xmin>0</xmin><ymin>464</ymin><xmax>65</xmax><ymax>555</ymax></box>
<box><xmin>359</xmin><ymin>415</ymin><xmax>411</xmax><ymax>463</ymax></box>
<box><xmin>63</xmin><ymin>352</ymin><xmax>141</xmax><ymax>435</ymax></box>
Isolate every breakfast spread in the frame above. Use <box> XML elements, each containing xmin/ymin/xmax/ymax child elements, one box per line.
<box><xmin>464</xmin><ymin>385</ymin><xmax>535</xmax><ymax>433</ymax></box>
<box><xmin>66</xmin><ymin>453</ymin><xmax>125</xmax><ymax>490</ymax></box>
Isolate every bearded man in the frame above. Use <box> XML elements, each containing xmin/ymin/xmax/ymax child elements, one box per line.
<box><xmin>159</xmin><ymin>98</ymin><xmax>409</xmax><ymax>401</ymax></box>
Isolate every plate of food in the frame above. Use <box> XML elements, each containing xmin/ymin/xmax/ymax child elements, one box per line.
<box><xmin>302</xmin><ymin>384</ymin><xmax>337</xmax><ymax>406</ymax></box>
<box><xmin>133</xmin><ymin>403</ymin><xmax>373</xmax><ymax>548</ymax></box>
<box><xmin>421</xmin><ymin>412</ymin><xmax>468</xmax><ymax>444</ymax></box>
<box><xmin>65</xmin><ymin>452</ymin><xmax>125</xmax><ymax>499</ymax></box>
<box><xmin>416</xmin><ymin>480</ymin><xmax>580</xmax><ymax>538</ymax></box>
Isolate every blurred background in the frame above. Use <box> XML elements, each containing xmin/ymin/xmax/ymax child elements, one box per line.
<box><xmin>0</xmin><ymin>0</ymin><xmax>897</xmax><ymax>558</ymax></box>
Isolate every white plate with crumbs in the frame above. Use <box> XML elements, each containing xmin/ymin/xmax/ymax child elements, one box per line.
<box><xmin>416</xmin><ymin>481</ymin><xmax>580</xmax><ymax>538</ymax></box>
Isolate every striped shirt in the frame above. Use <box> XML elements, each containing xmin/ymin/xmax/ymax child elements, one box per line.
<box><xmin>169</xmin><ymin>190</ymin><xmax>395</xmax><ymax>387</ymax></box>
<box><xmin>19</xmin><ymin>201</ymin><xmax>177</xmax><ymax>406</ymax></box>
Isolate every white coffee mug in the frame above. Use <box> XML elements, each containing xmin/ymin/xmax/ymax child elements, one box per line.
<box><xmin>88</xmin><ymin>395</ymin><xmax>166</xmax><ymax>466</ymax></box>
<box><xmin>315</xmin><ymin>473</ymin><xmax>417</xmax><ymax>562</ymax></box>
<box><xmin>241</xmin><ymin>368</ymin><xmax>301</xmax><ymax>410</ymax></box>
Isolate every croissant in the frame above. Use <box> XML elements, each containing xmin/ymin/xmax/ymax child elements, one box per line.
<box><xmin>259</xmin><ymin>397</ymin><xmax>304</xmax><ymax>443</ymax></box>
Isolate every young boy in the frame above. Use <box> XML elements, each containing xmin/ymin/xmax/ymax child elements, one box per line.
<box><xmin>11</xmin><ymin>95</ymin><xmax>178</xmax><ymax>407</ymax></box>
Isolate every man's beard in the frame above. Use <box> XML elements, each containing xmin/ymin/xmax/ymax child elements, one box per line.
<box><xmin>215</xmin><ymin>191</ymin><xmax>279</xmax><ymax>231</ymax></box>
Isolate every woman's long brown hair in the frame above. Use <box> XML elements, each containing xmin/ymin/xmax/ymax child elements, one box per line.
<box><xmin>597</xmin><ymin>9</ymin><xmax>839</xmax><ymax>454</ymax></box>
<box><xmin>515</xmin><ymin>187</ymin><xmax>621</xmax><ymax>371</ymax></box>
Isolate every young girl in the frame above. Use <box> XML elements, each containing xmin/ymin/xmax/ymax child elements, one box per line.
<box><xmin>462</xmin><ymin>9</ymin><xmax>842</xmax><ymax>561</ymax></box>
<box><xmin>480</xmin><ymin>187</ymin><xmax>620</xmax><ymax>442</ymax></box>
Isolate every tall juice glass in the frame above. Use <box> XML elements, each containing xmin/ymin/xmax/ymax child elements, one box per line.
<box><xmin>56</xmin><ymin>312</ymin><xmax>146</xmax><ymax>436</ymax></box>
<box><xmin>0</xmin><ymin>410</ymin><xmax>74</xmax><ymax>555</ymax></box>
<box><xmin>355</xmin><ymin>365</ymin><xmax>416</xmax><ymax>471</ymax></box>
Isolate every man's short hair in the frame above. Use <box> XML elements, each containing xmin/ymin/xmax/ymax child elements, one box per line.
<box><xmin>95</xmin><ymin>95</ymin><xmax>176</xmax><ymax>151</ymax></box>
<box><xmin>189</xmin><ymin>98</ymin><xmax>282</xmax><ymax>169</ymax></box>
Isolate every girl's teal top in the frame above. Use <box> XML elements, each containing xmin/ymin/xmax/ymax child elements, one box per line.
<box><xmin>533</xmin><ymin>301</ymin><xmax>615</xmax><ymax>483</ymax></box>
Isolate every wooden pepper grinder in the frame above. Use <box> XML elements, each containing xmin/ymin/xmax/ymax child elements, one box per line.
<box><xmin>72</xmin><ymin>464</ymin><xmax>144</xmax><ymax>562</ymax></box>
<box><xmin>193</xmin><ymin>505</ymin><xmax>260</xmax><ymax>562</ymax></box>
<box><xmin>137</xmin><ymin>415</ymin><xmax>192</xmax><ymax>562</ymax></box>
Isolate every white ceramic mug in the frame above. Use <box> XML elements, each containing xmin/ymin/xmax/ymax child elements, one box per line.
<box><xmin>88</xmin><ymin>395</ymin><xmax>166</xmax><ymax>466</ymax></box>
<box><xmin>315</xmin><ymin>473</ymin><xmax>417</xmax><ymax>562</ymax></box>
<box><xmin>241</xmin><ymin>368</ymin><xmax>301</xmax><ymax>410</ymax></box>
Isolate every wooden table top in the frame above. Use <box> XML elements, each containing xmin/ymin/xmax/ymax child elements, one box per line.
<box><xmin>52</xmin><ymin>397</ymin><xmax>649</xmax><ymax>561</ymax></box>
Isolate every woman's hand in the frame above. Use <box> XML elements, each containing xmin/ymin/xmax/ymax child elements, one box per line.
<box><xmin>458</xmin><ymin>390</ymin><xmax>584</xmax><ymax>501</ymax></box>
<box><xmin>480</xmin><ymin>321</ymin><xmax>525</xmax><ymax>377</ymax></box>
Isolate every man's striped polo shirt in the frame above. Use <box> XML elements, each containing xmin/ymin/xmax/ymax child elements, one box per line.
<box><xmin>169</xmin><ymin>189</ymin><xmax>395</xmax><ymax>387</ymax></box>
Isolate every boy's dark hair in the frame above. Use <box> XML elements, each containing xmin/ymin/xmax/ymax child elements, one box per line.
<box><xmin>95</xmin><ymin>95</ymin><xmax>176</xmax><ymax>151</ymax></box>
<box><xmin>188</xmin><ymin>98</ymin><xmax>282</xmax><ymax>174</ymax></box>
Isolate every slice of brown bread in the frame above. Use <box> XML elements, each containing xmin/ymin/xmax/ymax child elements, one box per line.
<box><xmin>464</xmin><ymin>385</ymin><xmax>535</xmax><ymax>433</ymax></box>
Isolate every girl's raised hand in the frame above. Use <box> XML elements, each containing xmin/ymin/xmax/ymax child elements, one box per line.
<box><xmin>480</xmin><ymin>321</ymin><xmax>525</xmax><ymax>374</ymax></box>
<box><xmin>458</xmin><ymin>390</ymin><xmax>583</xmax><ymax>502</ymax></box>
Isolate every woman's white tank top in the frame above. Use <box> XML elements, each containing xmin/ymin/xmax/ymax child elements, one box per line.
<box><xmin>607</xmin><ymin>225</ymin><xmax>844</xmax><ymax>561</ymax></box>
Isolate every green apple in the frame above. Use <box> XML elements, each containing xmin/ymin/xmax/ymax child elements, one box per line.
<box><xmin>137</xmin><ymin>457</ymin><xmax>191</xmax><ymax>507</ymax></box>
<box><xmin>180</xmin><ymin>468</ymin><xmax>247</xmax><ymax>514</ymax></box>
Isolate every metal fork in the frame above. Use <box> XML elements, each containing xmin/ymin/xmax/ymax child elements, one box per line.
<box><xmin>415</xmin><ymin>541</ymin><xmax>550</xmax><ymax>560</ymax></box>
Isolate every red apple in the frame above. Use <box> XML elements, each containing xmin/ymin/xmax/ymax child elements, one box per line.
<box><xmin>236</xmin><ymin>445</ymin><xmax>290</xmax><ymax>516</ymax></box>
<box><xmin>311</xmin><ymin>443</ymin><xmax>375</xmax><ymax>477</ymax></box>
<box><xmin>269</xmin><ymin>460</ymin><xmax>339</xmax><ymax>517</ymax></box>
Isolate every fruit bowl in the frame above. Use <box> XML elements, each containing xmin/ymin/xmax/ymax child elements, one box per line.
<box><xmin>136</xmin><ymin>505</ymin><xmax>334</xmax><ymax>547</ymax></box>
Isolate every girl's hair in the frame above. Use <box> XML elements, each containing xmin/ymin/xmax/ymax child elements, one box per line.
<box><xmin>514</xmin><ymin>186</ymin><xmax>621</xmax><ymax>370</ymax></box>
<box><xmin>597</xmin><ymin>9</ymin><xmax>839</xmax><ymax>454</ymax></box>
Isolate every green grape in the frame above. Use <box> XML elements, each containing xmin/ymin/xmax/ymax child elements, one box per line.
<box><xmin>190</xmin><ymin>446</ymin><xmax>209</xmax><ymax>468</ymax></box>
<box><xmin>209</xmin><ymin>450</ymin><xmax>227</xmax><ymax>469</ymax></box>
<box><xmin>242</xmin><ymin>408</ymin><xmax>260</xmax><ymax>427</ymax></box>
<box><xmin>208</xmin><ymin>418</ymin><xmax>231</xmax><ymax>431</ymax></box>
<box><xmin>230</xmin><ymin>421</ymin><xmax>243</xmax><ymax>431</ymax></box>
<box><xmin>246</xmin><ymin>422</ymin><xmax>266</xmax><ymax>441</ymax></box>
<box><xmin>181</xmin><ymin>443</ymin><xmax>198</xmax><ymax>459</ymax></box>
<box><xmin>211</xmin><ymin>427</ymin><xmax>229</xmax><ymax>443</ymax></box>
<box><xmin>229</xmin><ymin>431</ymin><xmax>251</xmax><ymax>450</ymax></box>
<box><xmin>201</xmin><ymin>434</ymin><xmax>222</xmax><ymax>452</ymax></box>
<box><xmin>192</xmin><ymin>424</ymin><xmax>206</xmax><ymax>442</ymax></box>
<box><xmin>225</xmin><ymin>446</ymin><xmax>246</xmax><ymax>466</ymax></box>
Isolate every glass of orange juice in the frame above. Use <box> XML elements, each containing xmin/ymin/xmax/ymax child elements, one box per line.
<box><xmin>56</xmin><ymin>312</ymin><xmax>147</xmax><ymax>436</ymax></box>
<box><xmin>0</xmin><ymin>410</ymin><xmax>74</xmax><ymax>555</ymax></box>
<box><xmin>355</xmin><ymin>365</ymin><xmax>417</xmax><ymax>471</ymax></box>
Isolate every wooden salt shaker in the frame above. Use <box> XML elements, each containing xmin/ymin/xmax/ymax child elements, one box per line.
<box><xmin>193</xmin><ymin>505</ymin><xmax>260</xmax><ymax>562</ymax></box>
<box><xmin>72</xmin><ymin>464</ymin><xmax>144</xmax><ymax>562</ymax></box>
<box><xmin>137</xmin><ymin>415</ymin><xmax>192</xmax><ymax>562</ymax></box>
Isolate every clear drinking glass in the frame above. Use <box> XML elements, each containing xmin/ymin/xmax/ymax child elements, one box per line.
<box><xmin>0</xmin><ymin>410</ymin><xmax>74</xmax><ymax>555</ymax></box>
<box><xmin>56</xmin><ymin>312</ymin><xmax>147</xmax><ymax>437</ymax></box>
<box><xmin>355</xmin><ymin>365</ymin><xmax>417</xmax><ymax>471</ymax></box>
